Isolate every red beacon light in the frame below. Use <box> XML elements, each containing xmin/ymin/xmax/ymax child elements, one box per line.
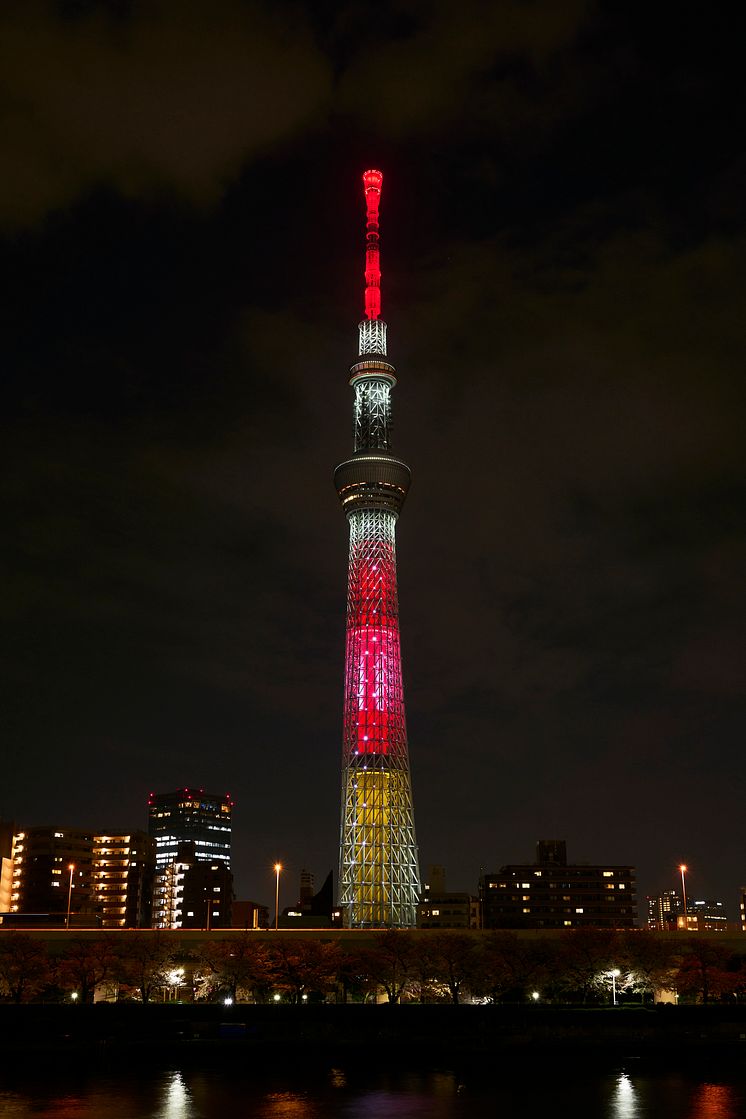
<box><xmin>362</xmin><ymin>168</ymin><xmax>383</xmax><ymax>321</ymax></box>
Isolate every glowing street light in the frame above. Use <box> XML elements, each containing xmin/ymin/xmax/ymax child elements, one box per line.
<box><xmin>274</xmin><ymin>863</ymin><xmax>282</xmax><ymax>931</ymax></box>
<box><xmin>610</xmin><ymin>968</ymin><xmax>621</xmax><ymax>1006</ymax></box>
<box><xmin>680</xmin><ymin>864</ymin><xmax>688</xmax><ymax>929</ymax></box>
<box><xmin>531</xmin><ymin>991</ymin><xmax>540</xmax><ymax>1003</ymax></box>
<box><xmin>65</xmin><ymin>864</ymin><xmax>75</xmax><ymax>930</ymax></box>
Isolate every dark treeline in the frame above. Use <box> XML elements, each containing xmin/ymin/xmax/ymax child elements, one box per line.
<box><xmin>1</xmin><ymin>929</ymin><xmax>745</xmax><ymax>1006</ymax></box>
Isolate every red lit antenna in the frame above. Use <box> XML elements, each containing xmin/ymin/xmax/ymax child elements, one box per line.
<box><xmin>363</xmin><ymin>169</ymin><xmax>383</xmax><ymax>320</ymax></box>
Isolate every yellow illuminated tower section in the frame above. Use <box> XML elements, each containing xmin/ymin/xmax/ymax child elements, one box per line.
<box><xmin>334</xmin><ymin>170</ymin><xmax>421</xmax><ymax>927</ymax></box>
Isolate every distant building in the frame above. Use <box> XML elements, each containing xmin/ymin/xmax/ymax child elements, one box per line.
<box><xmin>7</xmin><ymin>827</ymin><xmax>96</xmax><ymax>920</ymax></box>
<box><xmin>92</xmin><ymin>832</ymin><xmax>155</xmax><ymax>928</ymax></box>
<box><xmin>5</xmin><ymin>826</ymin><xmax>156</xmax><ymax>928</ymax></box>
<box><xmin>0</xmin><ymin>821</ymin><xmax>14</xmax><ymax>913</ymax></box>
<box><xmin>480</xmin><ymin>840</ymin><xmax>637</xmax><ymax>930</ymax></box>
<box><xmin>152</xmin><ymin>841</ymin><xmax>233</xmax><ymax>929</ymax></box>
<box><xmin>232</xmin><ymin>900</ymin><xmax>270</xmax><ymax>930</ymax></box>
<box><xmin>647</xmin><ymin>890</ymin><xmax>683</xmax><ymax>931</ymax></box>
<box><xmin>280</xmin><ymin>869</ymin><xmax>343</xmax><ymax>929</ymax></box>
<box><xmin>739</xmin><ymin>888</ymin><xmax>746</xmax><ymax>933</ymax></box>
<box><xmin>677</xmin><ymin>899</ymin><xmax>728</xmax><ymax>932</ymax></box>
<box><xmin>417</xmin><ymin>866</ymin><xmax>480</xmax><ymax>929</ymax></box>
<box><xmin>147</xmin><ymin>788</ymin><xmax>233</xmax><ymax>871</ymax></box>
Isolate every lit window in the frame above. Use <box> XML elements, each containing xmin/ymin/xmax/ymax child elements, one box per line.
<box><xmin>521</xmin><ymin>883</ymin><xmax>530</xmax><ymax>889</ymax></box>
<box><xmin>602</xmin><ymin>871</ymin><xmax>613</xmax><ymax>878</ymax></box>
<box><xmin>522</xmin><ymin>895</ymin><xmax>530</xmax><ymax>901</ymax></box>
<box><xmin>563</xmin><ymin>920</ymin><xmax>572</xmax><ymax>926</ymax></box>
<box><xmin>431</xmin><ymin>909</ymin><xmax>440</xmax><ymax>916</ymax></box>
<box><xmin>522</xmin><ymin>908</ymin><xmax>530</xmax><ymax>914</ymax></box>
<box><xmin>575</xmin><ymin>908</ymin><xmax>584</xmax><ymax>914</ymax></box>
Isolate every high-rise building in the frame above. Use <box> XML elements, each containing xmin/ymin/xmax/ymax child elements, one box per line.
<box><xmin>334</xmin><ymin>170</ymin><xmax>421</xmax><ymax>927</ymax></box>
<box><xmin>147</xmin><ymin>788</ymin><xmax>232</xmax><ymax>870</ymax></box>
<box><xmin>8</xmin><ymin>827</ymin><xmax>95</xmax><ymax>919</ymax></box>
<box><xmin>5</xmin><ymin>826</ymin><xmax>156</xmax><ymax>927</ymax></box>
<box><xmin>152</xmin><ymin>842</ymin><xmax>233</xmax><ymax>929</ymax></box>
<box><xmin>647</xmin><ymin>890</ymin><xmax>683</xmax><ymax>931</ymax></box>
<box><xmin>92</xmin><ymin>832</ymin><xmax>156</xmax><ymax>928</ymax></box>
<box><xmin>480</xmin><ymin>840</ymin><xmax>637</xmax><ymax>930</ymax></box>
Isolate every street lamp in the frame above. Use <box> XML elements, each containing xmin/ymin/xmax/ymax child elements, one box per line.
<box><xmin>274</xmin><ymin>863</ymin><xmax>282</xmax><ymax>930</ymax></box>
<box><xmin>680</xmin><ymin>864</ymin><xmax>688</xmax><ymax>929</ymax></box>
<box><xmin>65</xmin><ymin>864</ymin><xmax>75</xmax><ymax>930</ymax></box>
<box><xmin>610</xmin><ymin>968</ymin><xmax>621</xmax><ymax>1006</ymax></box>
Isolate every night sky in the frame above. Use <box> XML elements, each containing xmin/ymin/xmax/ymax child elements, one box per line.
<box><xmin>3</xmin><ymin>2</ymin><xmax>744</xmax><ymax>916</ymax></box>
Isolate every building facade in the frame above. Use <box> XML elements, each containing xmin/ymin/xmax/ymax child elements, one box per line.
<box><xmin>480</xmin><ymin>840</ymin><xmax>637</xmax><ymax>930</ymax></box>
<box><xmin>8</xmin><ymin>827</ymin><xmax>95</xmax><ymax>920</ymax></box>
<box><xmin>92</xmin><ymin>832</ymin><xmax>155</xmax><ymax>928</ymax></box>
<box><xmin>147</xmin><ymin>788</ymin><xmax>232</xmax><ymax>870</ymax></box>
<box><xmin>647</xmin><ymin>890</ymin><xmax>683</xmax><ymax>930</ymax></box>
<box><xmin>335</xmin><ymin>169</ymin><xmax>421</xmax><ymax>928</ymax></box>
<box><xmin>5</xmin><ymin>826</ymin><xmax>155</xmax><ymax>927</ymax></box>
<box><xmin>417</xmin><ymin>866</ymin><xmax>480</xmax><ymax>929</ymax></box>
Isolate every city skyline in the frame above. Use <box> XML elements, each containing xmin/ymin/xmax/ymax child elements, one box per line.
<box><xmin>3</xmin><ymin>5</ymin><xmax>743</xmax><ymax>914</ymax></box>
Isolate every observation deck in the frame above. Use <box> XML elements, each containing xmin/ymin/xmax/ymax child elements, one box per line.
<box><xmin>334</xmin><ymin>451</ymin><xmax>411</xmax><ymax>517</ymax></box>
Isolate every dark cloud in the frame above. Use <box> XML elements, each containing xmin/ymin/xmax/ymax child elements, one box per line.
<box><xmin>0</xmin><ymin>0</ymin><xmax>331</xmax><ymax>225</ymax></box>
<box><xmin>2</xmin><ymin>2</ymin><xmax>744</xmax><ymax>911</ymax></box>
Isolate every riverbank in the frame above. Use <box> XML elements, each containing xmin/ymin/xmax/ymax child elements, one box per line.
<box><xmin>3</xmin><ymin>1004</ymin><xmax>746</xmax><ymax>1071</ymax></box>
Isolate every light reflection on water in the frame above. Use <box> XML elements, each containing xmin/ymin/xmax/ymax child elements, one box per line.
<box><xmin>156</xmin><ymin>1071</ymin><xmax>191</xmax><ymax>1119</ymax></box>
<box><xmin>690</xmin><ymin>1083</ymin><xmax>738</xmax><ymax>1119</ymax></box>
<box><xmin>0</xmin><ymin>1065</ymin><xmax>744</xmax><ymax>1119</ymax></box>
<box><xmin>610</xmin><ymin>1072</ymin><xmax>640</xmax><ymax>1119</ymax></box>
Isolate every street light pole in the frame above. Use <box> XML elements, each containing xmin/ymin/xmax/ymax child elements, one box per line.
<box><xmin>680</xmin><ymin>864</ymin><xmax>688</xmax><ymax>930</ymax></box>
<box><xmin>274</xmin><ymin>863</ymin><xmax>282</xmax><ymax>930</ymax></box>
<box><xmin>611</xmin><ymin>968</ymin><xmax>620</xmax><ymax>1006</ymax></box>
<box><xmin>65</xmin><ymin>863</ymin><xmax>75</xmax><ymax>930</ymax></box>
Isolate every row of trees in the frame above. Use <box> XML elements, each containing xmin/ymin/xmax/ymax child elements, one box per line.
<box><xmin>1</xmin><ymin>929</ymin><xmax>744</xmax><ymax>1006</ymax></box>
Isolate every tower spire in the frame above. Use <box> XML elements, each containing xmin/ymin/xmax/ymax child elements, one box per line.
<box><xmin>363</xmin><ymin>169</ymin><xmax>382</xmax><ymax>321</ymax></box>
<box><xmin>358</xmin><ymin>169</ymin><xmax>387</xmax><ymax>358</ymax></box>
<box><xmin>334</xmin><ymin>169</ymin><xmax>421</xmax><ymax>928</ymax></box>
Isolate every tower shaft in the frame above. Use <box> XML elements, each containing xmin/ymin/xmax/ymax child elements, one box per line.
<box><xmin>334</xmin><ymin>170</ymin><xmax>420</xmax><ymax>927</ymax></box>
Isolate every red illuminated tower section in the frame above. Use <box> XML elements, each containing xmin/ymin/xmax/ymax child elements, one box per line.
<box><xmin>334</xmin><ymin>170</ymin><xmax>421</xmax><ymax>927</ymax></box>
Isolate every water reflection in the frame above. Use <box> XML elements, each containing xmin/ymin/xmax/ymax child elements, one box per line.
<box><xmin>260</xmin><ymin>1092</ymin><xmax>316</xmax><ymax>1118</ymax></box>
<box><xmin>610</xmin><ymin>1072</ymin><xmax>639</xmax><ymax>1119</ymax></box>
<box><xmin>156</xmin><ymin>1070</ymin><xmax>191</xmax><ymax>1119</ymax></box>
<box><xmin>690</xmin><ymin>1082</ymin><xmax>738</xmax><ymax>1119</ymax></box>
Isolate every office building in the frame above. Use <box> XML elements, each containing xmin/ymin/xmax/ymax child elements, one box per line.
<box><xmin>147</xmin><ymin>788</ymin><xmax>232</xmax><ymax>870</ymax></box>
<box><xmin>480</xmin><ymin>840</ymin><xmax>637</xmax><ymax>930</ymax></box>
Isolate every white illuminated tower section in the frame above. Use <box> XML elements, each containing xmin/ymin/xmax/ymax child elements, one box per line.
<box><xmin>334</xmin><ymin>170</ymin><xmax>421</xmax><ymax>927</ymax></box>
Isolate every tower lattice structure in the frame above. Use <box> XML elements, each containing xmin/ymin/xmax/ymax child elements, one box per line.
<box><xmin>334</xmin><ymin>169</ymin><xmax>421</xmax><ymax>927</ymax></box>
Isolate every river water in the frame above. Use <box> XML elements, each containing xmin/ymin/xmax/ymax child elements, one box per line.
<box><xmin>0</xmin><ymin>1065</ymin><xmax>744</xmax><ymax>1118</ymax></box>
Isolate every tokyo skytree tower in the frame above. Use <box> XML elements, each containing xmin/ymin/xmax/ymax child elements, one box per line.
<box><xmin>334</xmin><ymin>170</ymin><xmax>421</xmax><ymax>927</ymax></box>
